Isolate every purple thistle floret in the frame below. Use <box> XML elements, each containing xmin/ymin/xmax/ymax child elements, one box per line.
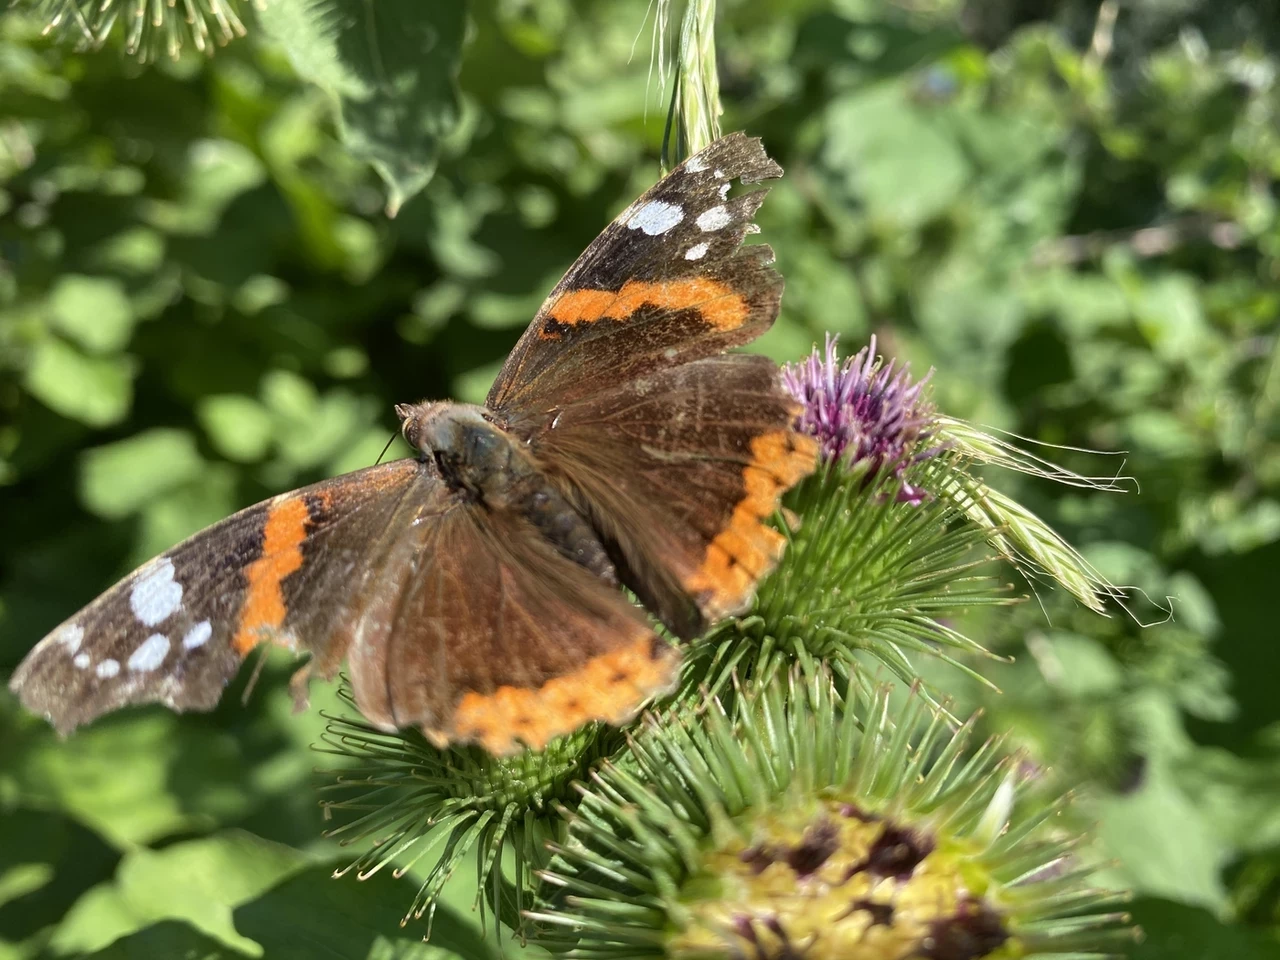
<box><xmin>781</xmin><ymin>334</ymin><xmax>938</xmax><ymax>503</ymax></box>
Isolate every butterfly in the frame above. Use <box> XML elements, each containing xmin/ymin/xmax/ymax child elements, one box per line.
<box><xmin>9</xmin><ymin>134</ymin><xmax>818</xmax><ymax>755</ymax></box>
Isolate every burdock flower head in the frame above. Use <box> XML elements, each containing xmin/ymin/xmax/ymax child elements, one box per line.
<box><xmin>529</xmin><ymin>668</ymin><xmax>1135</xmax><ymax>959</ymax></box>
<box><xmin>705</xmin><ymin>333</ymin><xmax>1130</xmax><ymax>705</ymax></box>
<box><xmin>782</xmin><ymin>335</ymin><xmax>938</xmax><ymax>501</ymax></box>
<box><xmin>696</xmin><ymin>335</ymin><xmax>1004</xmax><ymax>704</ymax></box>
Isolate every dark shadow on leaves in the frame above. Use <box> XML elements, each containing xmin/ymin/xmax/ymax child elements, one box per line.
<box><xmin>234</xmin><ymin>862</ymin><xmax>500</xmax><ymax>960</ymax></box>
<box><xmin>793</xmin><ymin>12</ymin><xmax>966</xmax><ymax>79</ymax></box>
<box><xmin>81</xmin><ymin>919</ymin><xmax>245</xmax><ymax>960</ymax></box>
<box><xmin>0</xmin><ymin>807</ymin><xmax>121</xmax><ymax>945</ymax></box>
<box><xmin>1130</xmin><ymin>896</ymin><xmax>1278</xmax><ymax>960</ymax></box>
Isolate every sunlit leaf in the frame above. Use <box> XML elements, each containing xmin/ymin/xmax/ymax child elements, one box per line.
<box><xmin>234</xmin><ymin>864</ymin><xmax>499</xmax><ymax>960</ymax></box>
<box><xmin>78</xmin><ymin>430</ymin><xmax>204</xmax><ymax>521</ymax></box>
<box><xmin>823</xmin><ymin>82</ymin><xmax>969</xmax><ymax>228</ymax></box>
<box><xmin>50</xmin><ymin>832</ymin><xmax>304</xmax><ymax>956</ymax></box>
<box><xmin>24</xmin><ymin>339</ymin><xmax>134</xmax><ymax>428</ymax></box>
<box><xmin>258</xmin><ymin>0</ymin><xmax>467</xmax><ymax>215</ymax></box>
<box><xmin>49</xmin><ymin>276</ymin><xmax>135</xmax><ymax>355</ymax></box>
<box><xmin>1095</xmin><ymin>765</ymin><xmax>1231</xmax><ymax>911</ymax></box>
<box><xmin>197</xmin><ymin>396</ymin><xmax>274</xmax><ymax>464</ymax></box>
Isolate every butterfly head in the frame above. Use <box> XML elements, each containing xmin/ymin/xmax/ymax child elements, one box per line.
<box><xmin>396</xmin><ymin>401</ymin><xmax>483</xmax><ymax>455</ymax></box>
<box><xmin>396</xmin><ymin>401</ymin><xmax>515</xmax><ymax>488</ymax></box>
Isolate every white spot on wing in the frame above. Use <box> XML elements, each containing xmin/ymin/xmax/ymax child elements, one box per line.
<box><xmin>685</xmin><ymin>156</ymin><xmax>707</xmax><ymax>172</ymax></box>
<box><xmin>627</xmin><ymin>200</ymin><xmax>684</xmax><ymax>235</ymax></box>
<box><xmin>128</xmin><ymin>633</ymin><xmax>171</xmax><ymax>672</ymax></box>
<box><xmin>96</xmin><ymin>659</ymin><xmax>120</xmax><ymax>679</ymax></box>
<box><xmin>696</xmin><ymin>205</ymin><xmax>732</xmax><ymax>232</ymax></box>
<box><xmin>130</xmin><ymin>557</ymin><xmax>183</xmax><ymax>627</ymax></box>
<box><xmin>55</xmin><ymin>622</ymin><xmax>84</xmax><ymax>655</ymax></box>
<box><xmin>685</xmin><ymin>242</ymin><xmax>709</xmax><ymax>261</ymax></box>
<box><xmin>73</xmin><ymin>653</ymin><xmax>90</xmax><ymax>669</ymax></box>
<box><xmin>714</xmin><ymin>168</ymin><xmax>725</xmax><ymax>178</ymax></box>
<box><xmin>718</xmin><ymin>181</ymin><xmax>731</xmax><ymax>199</ymax></box>
<box><xmin>183</xmin><ymin>620</ymin><xmax>212</xmax><ymax>650</ymax></box>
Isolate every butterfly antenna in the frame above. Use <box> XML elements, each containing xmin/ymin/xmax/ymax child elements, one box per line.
<box><xmin>375</xmin><ymin>431</ymin><xmax>397</xmax><ymax>465</ymax></box>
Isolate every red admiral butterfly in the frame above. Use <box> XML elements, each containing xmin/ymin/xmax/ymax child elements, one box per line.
<box><xmin>11</xmin><ymin>134</ymin><xmax>818</xmax><ymax>755</ymax></box>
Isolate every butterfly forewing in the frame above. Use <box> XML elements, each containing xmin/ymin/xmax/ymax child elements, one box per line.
<box><xmin>10</xmin><ymin>459</ymin><xmax>428</xmax><ymax>734</ymax></box>
<box><xmin>488</xmin><ymin>133</ymin><xmax>785</xmax><ymax>415</ymax></box>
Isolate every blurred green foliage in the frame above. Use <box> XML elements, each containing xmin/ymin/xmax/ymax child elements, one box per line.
<box><xmin>1</xmin><ymin>0</ymin><xmax>1278</xmax><ymax>956</ymax></box>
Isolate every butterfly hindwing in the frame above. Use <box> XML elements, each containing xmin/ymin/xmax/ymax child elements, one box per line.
<box><xmin>529</xmin><ymin>354</ymin><xmax>818</xmax><ymax>637</ymax></box>
<box><xmin>346</xmin><ymin>500</ymin><xmax>678</xmax><ymax>755</ymax></box>
<box><xmin>488</xmin><ymin>133</ymin><xmax>784</xmax><ymax>415</ymax></box>
<box><xmin>9</xmin><ymin>459</ymin><xmax>428</xmax><ymax>734</ymax></box>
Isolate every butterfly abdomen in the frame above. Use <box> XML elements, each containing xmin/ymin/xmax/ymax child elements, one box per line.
<box><xmin>508</xmin><ymin>478</ymin><xmax>619</xmax><ymax>586</ymax></box>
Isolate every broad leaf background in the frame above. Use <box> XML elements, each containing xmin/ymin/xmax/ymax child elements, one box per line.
<box><xmin>1</xmin><ymin>0</ymin><xmax>1278</xmax><ymax>957</ymax></box>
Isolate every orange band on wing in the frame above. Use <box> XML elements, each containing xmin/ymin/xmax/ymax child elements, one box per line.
<box><xmin>442</xmin><ymin>633</ymin><xmax>677</xmax><ymax>755</ymax></box>
<box><xmin>233</xmin><ymin>496</ymin><xmax>312</xmax><ymax>655</ymax></box>
<box><xmin>543</xmin><ymin>278</ymin><xmax>749</xmax><ymax>337</ymax></box>
<box><xmin>685</xmin><ymin>428</ymin><xmax>819</xmax><ymax>620</ymax></box>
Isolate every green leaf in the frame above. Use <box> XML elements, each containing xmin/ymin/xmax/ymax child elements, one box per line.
<box><xmin>85</xmin><ymin>228</ymin><xmax>167</xmax><ymax>277</ymax></box>
<box><xmin>50</xmin><ymin>831</ymin><xmax>304</xmax><ymax>956</ymax></box>
<box><xmin>261</xmin><ymin>371</ymin><xmax>368</xmax><ymax>470</ymax></box>
<box><xmin>58</xmin><ymin>842</ymin><xmax>496</xmax><ymax>960</ymax></box>
<box><xmin>134</xmin><ymin>465</ymin><xmax>239</xmax><ymax>561</ymax></box>
<box><xmin>49</xmin><ymin>276</ymin><xmax>135</xmax><ymax>354</ymax></box>
<box><xmin>1179</xmin><ymin>746</ymin><xmax>1280</xmax><ymax>854</ymax></box>
<box><xmin>1039</xmin><ymin>632</ymin><xmax>1124</xmax><ymax>697</ymax></box>
<box><xmin>150</xmin><ymin>141</ymin><xmax>267</xmax><ymax>236</ymax></box>
<box><xmin>24</xmin><ymin>339</ymin><xmax>134</xmax><ymax>428</ymax></box>
<box><xmin>11</xmin><ymin>715</ymin><xmax>246</xmax><ymax>849</ymax></box>
<box><xmin>78</xmin><ymin>429</ymin><xmax>204</xmax><ymax>521</ymax></box>
<box><xmin>258</xmin><ymin>0</ymin><xmax>467</xmax><ymax>215</ymax></box>
<box><xmin>1130</xmin><ymin>897</ymin><xmax>1279</xmax><ymax>960</ymax></box>
<box><xmin>1094</xmin><ymin>764</ymin><xmax>1230</xmax><ymax>911</ymax></box>
<box><xmin>452</xmin><ymin>358</ymin><xmax>503</xmax><ymax>405</ymax></box>
<box><xmin>469</xmin><ymin>290</ymin><xmax>544</xmax><ymax>329</ymax></box>
<box><xmin>1126</xmin><ymin>410</ymin><xmax>1205</xmax><ymax>460</ymax></box>
<box><xmin>1029</xmin><ymin>270</ymin><xmax>1131</xmax><ymax>335</ymax></box>
<box><xmin>1134</xmin><ymin>273</ymin><xmax>1209</xmax><ymax>362</ymax></box>
<box><xmin>83</xmin><ymin>920</ymin><xmax>243</xmax><ymax>960</ymax></box>
<box><xmin>0</xmin><ymin>808</ymin><xmax>120</xmax><ymax>949</ymax></box>
<box><xmin>782</xmin><ymin>244</ymin><xmax>867</xmax><ymax>338</ymax></box>
<box><xmin>233</xmin><ymin>864</ymin><xmax>500</xmax><ymax>960</ymax></box>
<box><xmin>197</xmin><ymin>395</ymin><xmax>274</xmax><ymax>463</ymax></box>
<box><xmin>327</xmin><ymin>426</ymin><xmax>407</xmax><ymax>477</ymax></box>
<box><xmin>823</xmin><ymin>82</ymin><xmax>969</xmax><ymax>229</ymax></box>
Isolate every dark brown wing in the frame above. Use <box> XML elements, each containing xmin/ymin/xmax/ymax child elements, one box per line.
<box><xmin>9</xmin><ymin>459</ymin><xmax>429</xmax><ymax>734</ymax></box>
<box><xmin>529</xmin><ymin>355</ymin><xmax>818</xmax><ymax>638</ymax></box>
<box><xmin>484</xmin><ymin>133</ymin><xmax>815</xmax><ymax>637</ymax></box>
<box><xmin>346</xmin><ymin>498</ymin><xmax>678</xmax><ymax>756</ymax></box>
<box><xmin>13</xmin><ymin>452</ymin><xmax>676</xmax><ymax>754</ymax></box>
<box><xmin>487</xmin><ymin>133</ymin><xmax>784</xmax><ymax>415</ymax></box>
